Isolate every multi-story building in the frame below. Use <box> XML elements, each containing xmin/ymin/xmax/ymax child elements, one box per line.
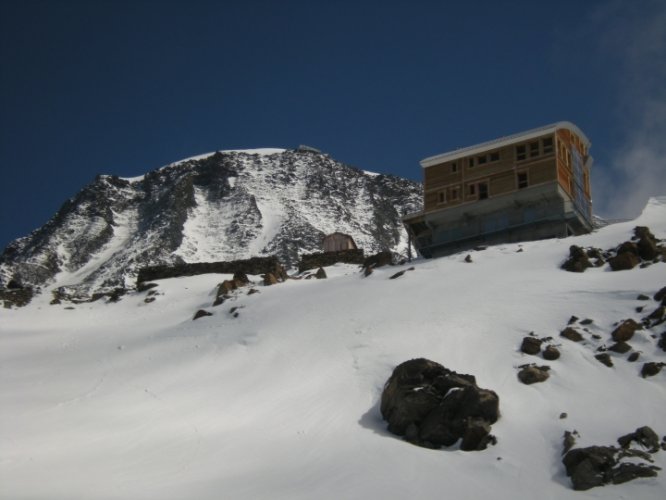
<box><xmin>403</xmin><ymin>122</ymin><xmax>593</xmax><ymax>258</ymax></box>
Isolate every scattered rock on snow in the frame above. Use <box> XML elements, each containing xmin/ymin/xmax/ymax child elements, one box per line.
<box><xmin>315</xmin><ymin>267</ymin><xmax>327</xmax><ymax>279</ymax></box>
<box><xmin>517</xmin><ymin>364</ymin><xmax>550</xmax><ymax>384</ymax></box>
<box><xmin>264</xmin><ymin>273</ymin><xmax>278</xmax><ymax>286</ymax></box>
<box><xmin>562</xmin><ymin>443</ymin><xmax>660</xmax><ymax>491</ymax></box>
<box><xmin>561</xmin><ymin>245</ymin><xmax>592</xmax><ymax>273</ymax></box>
<box><xmin>611</xmin><ymin>319</ymin><xmax>642</xmax><ymax>342</ymax></box>
<box><xmin>608</xmin><ymin>252</ymin><xmax>641</xmax><ymax>271</ymax></box>
<box><xmin>617</xmin><ymin>426</ymin><xmax>661</xmax><ymax>453</ymax></box>
<box><xmin>520</xmin><ymin>336</ymin><xmax>543</xmax><ymax>355</ymax></box>
<box><xmin>595</xmin><ymin>353</ymin><xmax>614</xmax><ymax>367</ymax></box>
<box><xmin>193</xmin><ymin>309</ymin><xmax>213</xmax><ymax>320</ymax></box>
<box><xmin>641</xmin><ymin>362</ymin><xmax>665</xmax><ymax>378</ymax></box>
<box><xmin>608</xmin><ymin>341</ymin><xmax>632</xmax><ymax>354</ymax></box>
<box><xmin>560</xmin><ymin>327</ymin><xmax>584</xmax><ymax>342</ymax></box>
<box><xmin>543</xmin><ymin>345</ymin><xmax>561</xmax><ymax>360</ymax></box>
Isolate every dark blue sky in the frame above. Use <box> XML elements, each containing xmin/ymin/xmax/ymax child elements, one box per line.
<box><xmin>1</xmin><ymin>0</ymin><xmax>665</xmax><ymax>249</ymax></box>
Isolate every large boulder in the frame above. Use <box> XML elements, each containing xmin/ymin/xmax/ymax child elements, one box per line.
<box><xmin>380</xmin><ymin>358</ymin><xmax>499</xmax><ymax>451</ymax></box>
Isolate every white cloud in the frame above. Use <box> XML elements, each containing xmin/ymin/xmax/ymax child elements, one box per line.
<box><xmin>591</xmin><ymin>0</ymin><xmax>666</xmax><ymax>219</ymax></box>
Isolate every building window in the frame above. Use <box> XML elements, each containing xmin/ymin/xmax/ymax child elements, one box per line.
<box><xmin>451</xmin><ymin>186</ymin><xmax>460</xmax><ymax>200</ymax></box>
<box><xmin>478</xmin><ymin>155</ymin><xmax>488</xmax><ymax>165</ymax></box>
<box><xmin>438</xmin><ymin>191</ymin><xmax>446</xmax><ymax>204</ymax></box>
<box><xmin>489</xmin><ymin>151</ymin><xmax>500</xmax><ymax>162</ymax></box>
<box><xmin>469</xmin><ymin>184</ymin><xmax>476</xmax><ymax>196</ymax></box>
<box><xmin>451</xmin><ymin>162</ymin><xmax>458</xmax><ymax>173</ymax></box>
<box><xmin>478</xmin><ymin>182</ymin><xmax>488</xmax><ymax>200</ymax></box>
<box><xmin>516</xmin><ymin>145</ymin><xmax>526</xmax><ymax>161</ymax></box>
<box><xmin>517</xmin><ymin>172</ymin><xmax>528</xmax><ymax>189</ymax></box>
<box><xmin>469</xmin><ymin>157</ymin><xmax>475</xmax><ymax>167</ymax></box>
<box><xmin>529</xmin><ymin>141</ymin><xmax>539</xmax><ymax>158</ymax></box>
<box><xmin>542</xmin><ymin>137</ymin><xmax>553</xmax><ymax>154</ymax></box>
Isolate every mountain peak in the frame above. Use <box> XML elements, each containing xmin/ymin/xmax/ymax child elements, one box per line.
<box><xmin>0</xmin><ymin>149</ymin><xmax>422</xmax><ymax>294</ymax></box>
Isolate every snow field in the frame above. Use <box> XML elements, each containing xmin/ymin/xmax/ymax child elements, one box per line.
<box><xmin>1</xmin><ymin>199</ymin><xmax>666</xmax><ymax>499</ymax></box>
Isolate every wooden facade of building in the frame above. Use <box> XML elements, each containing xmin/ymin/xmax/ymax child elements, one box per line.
<box><xmin>322</xmin><ymin>232</ymin><xmax>358</xmax><ymax>252</ymax></box>
<box><xmin>403</xmin><ymin>122</ymin><xmax>593</xmax><ymax>258</ymax></box>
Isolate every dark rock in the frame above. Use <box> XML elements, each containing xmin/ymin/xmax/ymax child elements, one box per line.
<box><xmin>568</xmin><ymin>315</ymin><xmax>579</xmax><ymax>325</ymax></box>
<box><xmin>645</xmin><ymin>306</ymin><xmax>666</xmax><ymax>326</ymax></box>
<box><xmin>137</xmin><ymin>282</ymin><xmax>158</xmax><ymax>293</ymax></box>
<box><xmin>563</xmin><ymin>446</ymin><xmax>618</xmax><ymax>490</ymax></box>
<box><xmin>520</xmin><ymin>336</ymin><xmax>542</xmax><ymax>355</ymax></box>
<box><xmin>636</xmin><ymin>294</ymin><xmax>650</xmax><ymax>301</ymax></box>
<box><xmin>247</xmin><ymin>288</ymin><xmax>260</xmax><ymax>295</ymax></box>
<box><xmin>364</xmin><ymin>266</ymin><xmax>373</xmax><ymax>277</ymax></box>
<box><xmin>460</xmin><ymin>418</ymin><xmax>493</xmax><ymax>451</ymax></box>
<box><xmin>654</xmin><ymin>286</ymin><xmax>666</xmax><ymax>303</ymax></box>
<box><xmin>363</xmin><ymin>251</ymin><xmax>393</xmax><ymax>270</ymax></box>
<box><xmin>144</xmin><ymin>297</ymin><xmax>156</xmax><ymax>303</ymax></box>
<box><xmin>264</xmin><ymin>273</ymin><xmax>278</xmax><ymax>286</ymax></box>
<box><xmin>637</xmin><ymin>237</ymin><xmax>659</xmax><ymax>261</ymax></box>
<box><xmin>315</xmin><ymin>267</ymin><xmax>327</xmax><ymax>279</ymax></box>
<box><xmin>636</xmin><ymin>306</ymin><xmax>645</xmax><ymax>313</ymax></box>
<box><xmin>658</xmin><ymin>332</ymin><xmax>666</xmax><ymax>352</ymax></box>
<box><xmin>595</xmin><ymin>353</ymin><xmax>613</xmax><ymax>367</ymax></box>
<box><xmin>563</xmin><ymin>442</ymin><xmax>660</xmax><ymax>490</ymax></box>
<box><xmin>233</xmin><ymin>271</ymin><xmax>250</xmax><ymax>285</ymax></box>
<box><xmin>627</xmin><ymin>352</ymin><xmax>640</xmax><ymax>362</ymax></box>
<box><xmin>563</xmin><ymin>430</ymin><xmax>576</xmax><ymax>454</ymax></box>
<box><xmin>608</xmin><ymin>252</ymin><xmax>641</xmax><ymax>271</ymax></box>
<box><xmin>580</xmin><ymin>318</ymin><xmax>594</xmax><ymax>325</ymax></box>
<box><xmin>611</xmin><ymin>319</ymin><xmax>642</xmax><ymax>342</ymax></box>
<box><xmin>389</xmin><ymin>270</ymin><xmax>406</xmax><ymax>280</ymax></box>
<box><xmin>610</xmin><ymin>462</ymin><xmax>659</xmax><ymax>485</ymax></box>
<box><xmin>617</xmin><ymin>241</ymin><xmax>639</xmax><ymax>256</ymax></box>
<box><xmin>560</xmin><ymin>412</ymin><xmax>568</xmax><ymax>419</ymax></box>
<box><xmin>380</xmin><ymin>358</ymin><xmax>499</xmax><ymax>451</ymax></box>
<box><xmin>618</xmin><ymin>426</ymin><xmax>660</xmax><ymax>453</ymax></box>
<box><xmin>641</xmin><ymin>362</ymin><xmax>664</xmax><ymax>378</ymax></box>
<box><xmin>543</xmin><ymin>345</ymin><xmax>561</xmax><ymax>360</ymax></box>
<box><xmin>517</xmin><ymin>365</ymin><xmax>550</xmax><ymax>384</ymax></box>
<box><xmin>560</xmin><ymin>327</ymin><xmax>583</xmax><ymax>342</ymax></box>
<box><xmin>193</xmin><ymin>309</ymin><xmax>212</xmax><ymax>320</ymax></box>
<box><xmin>608</xmin><ymin>341</ymin><xmax>632</xmax><ymax>354</ymax></box>
<box><xmin>0</xmin><ymin>286</ymin><xmax>34</xmax><ymax>308</ymax></box>
<box><xmin>562</xmin><ymin>245</ymin><xmax>592</xmax><ymax>273</ymax></box>
<box><xmin>634</xmin><ymin>226</ymin><xmax>656</xmax><ymax>242</ymax></box>
<box><xmin>464</xmin><ymin>254</ymin><xmax>473</xmax><ymax>263</ymax></box>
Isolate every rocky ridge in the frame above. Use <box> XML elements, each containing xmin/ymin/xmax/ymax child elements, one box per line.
<box><xmin>0</xmin><ymin>148</ymin><xmax>422</xmax><ymax>296</ymax></box>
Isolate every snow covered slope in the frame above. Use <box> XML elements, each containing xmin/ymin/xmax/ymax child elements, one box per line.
<box><xmin>0</xmin><ymin>148</ymin><xmax>422</xmax><ymax>294</ymax></box>
<box><xmin>1</xmin><ymin>198</ymin><xmax>665</xmax><ymax>500</ymax></box>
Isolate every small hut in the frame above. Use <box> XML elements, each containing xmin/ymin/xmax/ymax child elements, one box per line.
<box><xmin>322</xmin><ymin>232</ymin><xmax>358</xmax><ymax>253</ymax></box>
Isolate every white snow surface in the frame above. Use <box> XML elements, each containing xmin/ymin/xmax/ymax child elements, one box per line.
<box><xmin>1</xmin><ymin>198</ymin><xmax>666</xmax><ymax>499</ymax></box>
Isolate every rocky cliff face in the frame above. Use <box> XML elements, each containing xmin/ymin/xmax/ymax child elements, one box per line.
<box><xmin>0</xmin><ymin>148</ymin><xmax>422</xmax><ymax>294</ymax></box>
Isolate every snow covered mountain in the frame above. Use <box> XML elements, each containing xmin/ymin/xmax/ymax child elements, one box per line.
<box><xmin>1</xmin><ymin>197</ymin><xmax>665</xmax><ymax>500</ymax></box>
<box><xmin>0</xmin><ymin>148</ymin><xmax>422</xmax><ymax>294</ymax></box>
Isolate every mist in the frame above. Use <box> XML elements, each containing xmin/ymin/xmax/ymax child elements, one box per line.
<box><xmin>591</xmin><ymin>0</ymin><xmax>666</xmax><ymax>219</ymax></box>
